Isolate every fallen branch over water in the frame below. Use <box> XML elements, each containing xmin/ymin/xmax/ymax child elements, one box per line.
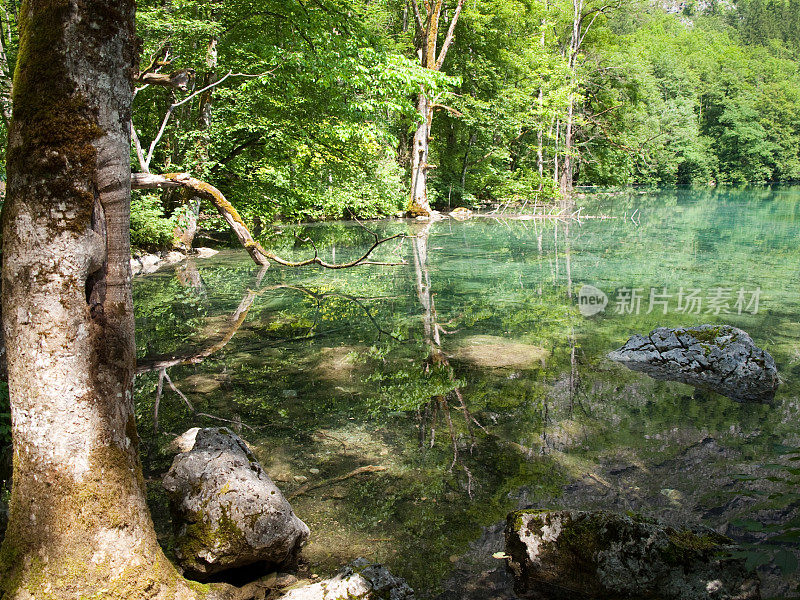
<box><xmin>132</xmin><ymin>172</ymin><xmax>408</xmax><ymax>268</ymax></box>
<box><xmin>287</xmin><ymin>465</ymin><xmax>388</xmax><ymax>500</ymax></box>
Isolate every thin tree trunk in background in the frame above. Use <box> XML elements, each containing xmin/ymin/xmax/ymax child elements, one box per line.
<box><xmin>175</xmin><ymin>38</ymin><xmax>218</xmax><ymax>250</ymax></box>
<box><xmin>0</xmin><ymin>1</ymin><xmax>228</xmax><ymax>597</ymax></box>
<box><xmin>537</xmin><ymin>11</ymin><xmax>546</xmax><ymax>190</ymax></box>
<box><xmin>537</xmin><ymin>87</ymin><xmax>544</xmax><ymax>188</ymax></box>
<box><xmin>553</xmin><ymin>118</ymin><xmax>561</xmax><ymax>187</ymax></box>
<box><xmin>461</xmin><ymin>131</ymin><xmax>476</xmax><ymax>191</ymax></box>
<box><xmin>560</xmin><ymin>0</ymin><xmax>580</xmax><ymax>197</ymax></box>
<box><xmin>409</xmin><ymin>93</ymin><xmax>433</xmax><ymax>215</ymax></box>
<box><xmin>560</xmin><ymin>95</ymin><xmax>575</xmax><ymax>196</ymax></box>
<box><xmin>407</xmin><ymin>0</ymin><xmax>465</xmax><ymax>217</ymax></box>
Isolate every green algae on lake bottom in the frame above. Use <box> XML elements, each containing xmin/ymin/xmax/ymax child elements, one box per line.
<box><xmin>134</xmin><ymin>186</ymin><xmax>800</xmax><ymax>599</ymax></box>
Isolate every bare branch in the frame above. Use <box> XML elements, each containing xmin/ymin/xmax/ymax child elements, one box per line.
<box><xmin>137</xmin><ymin>66</ymin><xmax>283</xmax><ymax>170</ymax></box>
<box><xmin>137</xmin><ymin>42</ymin><xmax>171</xmax><ymax>78</ymax></box>
<box><xmin>430</xmin><ymin>102</ymin><xmax>463</xmax><ymax>117</ymax></box>
<box><xmin>577</xmin><ymin>1</ymin><xmax>621</xmax><ymax>49</ymax></box>
<box><xmin>196</xmin><ymin>413</ymin><xmax>255</xmax><ymax>431</ymax></box>
<box><xmin>144</xmin><ymin>70</ymin><xmax>234</xmax><ymax>169</ymax></box>
<box><xmin>287</xmin><ymin>465</ymin><xmax>388</xmax><ymax>500</ymax></box>
<box><xmin>265</xmin><ymin>231</ymin><xmax>407</xmax><ymax>269</ymax></box>
<box><xmin>410</xmin><ymin>0</ymin><xmax>424</xmax><ymax>30</ymax></box>
<box><xmin>163</xmin><ymin>370</ymin><xmax>195</xmax><ymax>413</ymax></box>
<box><xmin>434</xmin><ymin>0</ymin><xmax>465</xmax><ymax>70</ymax></box>
<box><xmin>130</xmin><ymin>120</ymin><xmax>148</xmax><ymax>174</ymax></box>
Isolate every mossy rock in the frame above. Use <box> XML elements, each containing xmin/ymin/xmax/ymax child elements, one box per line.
<box><xmin>505</xmin><ymin>509</ymin><xmax>760</xmax><ymax>600</ymax></box>
<box><xmin>163</xmin><ymin>428</ymin><xmax>310</xmax><ymax>579</ymax></box>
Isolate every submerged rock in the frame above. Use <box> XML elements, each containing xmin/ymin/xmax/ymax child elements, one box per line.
<box><xmin>505</xmin><ymin>510</ymin><xmax>760</xmax><ymax>600</ymax></box>
<box><xmin>130</xmin><ymin>252</ymin><xmax>163</xmax><ymax>276</ymax></box>
<box><xmin>449</xmin><ymin>207</ymin><xmax>474</xmax><ymax>220</ymax></box>
<box><xmin>278</xmin><ymin>559</ymin><xmax>414</xmax><ymax>600</ymax></box>
<box><xmin>451</xmin><ymin>335</ymin><xmax>549</xmax><ymax>370</ymax></box>
<box><xmin>608</xmin><ymin>325</ymin><xmax>779</xmax><ymax>402</ymax></box>
<box><xmin>163</xmin><ymin>427</ymin><xmax>310</xmax><ymax>578</ymax></box>
<box><xmin>130</xmin><ymin>247</ymin><xmax>218</xmax><ymax>276</ymax></box>
<box><xmin>194</xmin><ymin>246</ymin><xmax>220</xmax><ymax>258</ymax></box>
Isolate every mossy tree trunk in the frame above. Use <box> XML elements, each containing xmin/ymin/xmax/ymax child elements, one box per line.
<box><xmin>407</xmin><ymin>0</ymin><xmax>465</xmax><ymax>217</ymax></box>
<box><xmin>409</xmin><ymin>92</ymin><xmax>433</xmax><ymax>216</ymax></box>
<box><xmin>0</xmin><ymin>1</ymin><xmax>227</xmax><ymax>597</ymax></box>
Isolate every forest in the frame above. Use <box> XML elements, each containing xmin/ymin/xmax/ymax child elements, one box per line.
<box><xmin>0</xmin><ymin>0</ymin><xmax>797</xmax><ymax>239</ymax></box>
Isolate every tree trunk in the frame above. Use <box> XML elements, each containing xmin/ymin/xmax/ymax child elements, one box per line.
<box><xmin>409</xmin><ymin>93</ymin><xmax>433</xmax><ymax>216</ymax></box>
<box><xmin>461</xmin><ymin>131</ymin><xmax>476</xmax><ymax>192</ymax></box>
<box><xmin>407</xmin><ymin>0</ymin><xmax>465</xmax><ymax>217</ymax></box>
<box><xmin>0</xmin><ymin>1</ymin><xmax>227</xmax><ymax>597</ymax></box>
<box><xmin>560</xmin><ymin>96</ymin><xmax>575</xmax><ymax>196</ymax></box>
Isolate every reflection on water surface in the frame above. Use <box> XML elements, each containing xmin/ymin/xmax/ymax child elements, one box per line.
<box><xmin>135</xmin><ymin>186</ymin><xmax>800</xmax><ymax>599</ymax></box>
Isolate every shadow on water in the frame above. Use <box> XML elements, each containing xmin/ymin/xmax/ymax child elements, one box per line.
<box><xmin>135</xmin><ymin>186</ymin><xmax>800</xmax><ymax>599</ymax></box>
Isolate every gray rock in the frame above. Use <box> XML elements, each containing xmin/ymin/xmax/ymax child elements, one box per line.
<box><xmin>162</xmin><ymin>250</ymin><xmax>187</xmax><ymax>265</ymax></box>
<box><xmin>130</xmin><ymin>253</ymin><xmax>163</xmax><ymax>276</ymax></box>
<box><xmin>278</xmin><ymin>559</ymin><xmax>414</xmax><ymax>600</ymax></box>
<box><xmin>163</xmin><ymin>427</ymin><xmax>310</xmax><ymax>578</ymax></box>
<box><xmin>608</xmin><ymin>325</ymin><xmax>779</xmax><ymax>402</ymax></box>
<box><xmin>505</xmin><ymin>510</ymin><xmax>760</xmax><ymax>600</ymax></box>
<box><xmin>194</xmin><ymin>247</ymin><xmax>220</xmax><ymax>258</ymax></box>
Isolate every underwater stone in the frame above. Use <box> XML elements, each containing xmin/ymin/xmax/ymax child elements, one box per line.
<box><xmin>278</xmin><ymin>558</ymin><xmax>415</xmax><ymax>600</ymax></box>
<box><xmin>505</xmin><ymin>510</ymin><xmax>761</xmax><ymax>600</ymax></box>
<box><xmin>608</xmin><ymin>324</ymin><xmax>779</xmax><ymax>402</ymax></box>
<box><xmin>193</xmin><ymin>247</ymin><xmax>219</xmax><ymax>258</ymax></box>
<box><xmin>163</xmin><ymin>427</ymin><xmax>310</xmax><ymax>578</ymax></box>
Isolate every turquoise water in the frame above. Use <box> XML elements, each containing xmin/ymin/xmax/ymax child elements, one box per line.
<box><xmin>134</xmin><ymin>186</ymin><xmax>800</xmax><ymax>598</ymax></box>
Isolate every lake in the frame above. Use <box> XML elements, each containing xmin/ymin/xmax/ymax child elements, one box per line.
<box><xmin>134</xmin><ymin>186</ymin><xmax>800</xmax><ymax>599</ymax></box>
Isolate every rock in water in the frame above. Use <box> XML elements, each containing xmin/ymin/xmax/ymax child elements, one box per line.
<box><xmin>608</xmin><ymin>325</ymin><xmax>779</xmax><ymax>402</ymax></box>
<box><xmin>279</xmin><ymin>559</ymin><xmax>415</xmax><ymax>600</ymax></box>
<box><xmin>505</xmin><ymin>510</ymin><xmax>760</xmax><ymax>600</ymax></box>
<box><xmin>163</xmin><ymin>427</ymin><xmax>310</xmax><ymax>578</ymax></box>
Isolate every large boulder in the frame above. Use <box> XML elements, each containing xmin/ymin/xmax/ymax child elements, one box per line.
<box><xmin>278</xmin><ymin>559</ymin><xmax>414</xmax><ymax>600</ymax></box>
<box><xmin>505</xmin><ymin>510</ymin><xmax>760</xmax><ymax>600</ymax></box>
<box><xmin>163</xmin><ymin>427</ymin><xmax>310</xmax><ymax>578</ymax></box>
<box><xmin>608</xmin><ymin>325</ymin><xmax>779</xmax><ymax>402</ymax></box>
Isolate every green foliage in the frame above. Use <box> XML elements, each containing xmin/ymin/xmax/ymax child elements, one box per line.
<box><xmin>132</xmin><ymin>0</ymin><xmax>451</xmax><ymax>227</ymax></box>
<box><xmin>130</xmin><ymin>192</ymin><xmax>178</xmax><ymax>250</ymax></box>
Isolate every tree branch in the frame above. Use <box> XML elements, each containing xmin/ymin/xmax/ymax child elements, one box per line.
<box><xmin>410</xmin><ymin>0</ymin><xmax>424</xmax><ymax>30</ymax></box>
<box><xmin>131</xmin><ymin>173</ymin><xmax>408</xmax><ymax>269</ymax></box>
<box><xmin>130</xmin><ymin>120</ymin><xmax>148</xmax><ymax>174</ymax></box>
<box><xmin>287</xmin><ymin>465</ymin><xmax>388</xmax><ymax>500</ymax></box>
<box><xmin>136</xmin><ymin>69</ymin><xmax>195</xmax><ymax>91</ymax></box>
<box><xmin>434</xmin><ymin>0</ymin><xmax>465</xmax><ymax>70</ymax></box>
<box><xmin>137</xmin><ymin>66</ymin><xmax>283</xmax><ymax>170</ymax></box>
<box><xmin>431</xmin><ymin>102</ymin><xmax>463</xmax><ymax>117</ymax></box>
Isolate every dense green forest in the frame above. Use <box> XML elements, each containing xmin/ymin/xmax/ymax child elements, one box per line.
<box><xmin>1</xmin><ymin>0</ymin><xmax>799</xmax><ymax>234</ymax></box>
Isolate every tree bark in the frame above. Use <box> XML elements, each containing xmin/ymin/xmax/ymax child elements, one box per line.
<box><xmin>0</xmin><ymin>1</ymin><xmax>228</xmax><ymax>597</ymax></box>
<box><xmin>409</xmin><ymin>93</ymin><xmax>433</xmax><ymax>216</ymax></box>
<box><xmin>407</xmin><ymin>0</ymin><xmax>465</xmax><ymax>217</ymax></box>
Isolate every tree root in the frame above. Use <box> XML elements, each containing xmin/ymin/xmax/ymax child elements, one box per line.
<box><xmin>287</xmin><ymin>465</ymin><xmax>387</xmax><ymax>500</ymax></box>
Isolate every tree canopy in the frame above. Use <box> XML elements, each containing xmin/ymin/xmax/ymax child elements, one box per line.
<box><xmin>0</xmin><ymin>0</ymin><xmax>797</xmax><ymax>234</ymax></box>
